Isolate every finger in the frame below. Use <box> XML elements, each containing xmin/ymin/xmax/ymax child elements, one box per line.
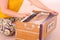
<box><xmin>52</xmin><ymin>12</ymin><xmax>58</xmax><ymax>16</ymax></box>
<box><xmin>25</xmin><ymin>13</ymin><xmax>31</xmax><ymax>16</ymax></box>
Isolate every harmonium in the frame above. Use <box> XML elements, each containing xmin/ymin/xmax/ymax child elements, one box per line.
<box><xmin>15</xmin><ymin>10</ymin><xmax>57</xmax><ymax>40</ymax></box>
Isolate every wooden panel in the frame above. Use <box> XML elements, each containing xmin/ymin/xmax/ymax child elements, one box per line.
<box><xmin>16</xmin><ymin>21</ymin><xmax>40</xmax><ymax>40</ymax></box>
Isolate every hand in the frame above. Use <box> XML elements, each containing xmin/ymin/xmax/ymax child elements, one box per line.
<box><xmin>49</xmin><ymin>10</ymin><xmax>58</xmax><ymax>15</ymax></box>
<box><xmin>24</xmin><ymin>13</ymin><xmax>31</xmax><ymax>16</ymax></box>
<box><xmin>19</xmin><ymin>13</ymin><xmax>31</xmax><ymax>18</ymax></box>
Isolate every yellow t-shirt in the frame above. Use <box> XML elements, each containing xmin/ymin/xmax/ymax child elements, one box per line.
<box><xmin>0</xmin><ymin>0</ymin><xmax>23</xmax><ymax>18</ymax></box>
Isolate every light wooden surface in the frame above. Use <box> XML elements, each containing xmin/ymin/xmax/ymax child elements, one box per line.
<box><xmin>0</xmin><ymin>33</ymin><xmax>15</xmax><ymax>40</ymax></box>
